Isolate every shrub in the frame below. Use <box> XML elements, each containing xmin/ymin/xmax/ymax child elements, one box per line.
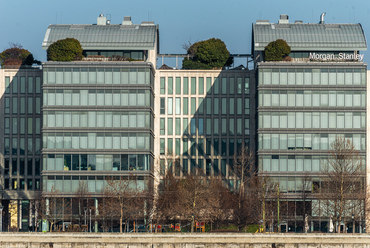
<box><xmin>182</xmin><ymin>38</ymin><xmax>230</xmax><ymax>69</ymax></box>
<box><xmin>0</xmin><ymin>43</ymin><xmax>39</xmax><ymax>66</ymax></box>
<box><xmin>264</xmin><ymin>39</ymin><xmax>291</xmax><ymax>61</ymax></box>
<box><xmin>47</xmin><ymin>38</ymin><xmax>83</xmax><ymax>61</ymax></box>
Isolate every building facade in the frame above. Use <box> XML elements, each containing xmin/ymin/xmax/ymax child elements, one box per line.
<box><xmin>254</xmin><ymin>15</ymin><xmax>367</xmax><ymax>232</ymax></box>
<box><xmin>40</xmin><ymin>15</ymin><xmax>158</xmax><ymax>230</ymax></box>
<box><xmin>0</xmin><ymin>13</ymin><xmax>368</xmax><ymax>233</ymax></box>
<box><xmin>0</xmin><ymin>67</ymin><xmax>42</xmax><ymax>231</ymax></box>
<box><xmin>155</xmin><ymin>69</ymin><xmax>255</xmax><ymax>186</ymax></box>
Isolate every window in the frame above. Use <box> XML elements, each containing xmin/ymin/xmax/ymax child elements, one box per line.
<box><xmin>12</xmin><ymin>118</ymin><xmax>18</xmax><ymax>134</ymax></box>
<box><xmin>168</xmin><ymin>118</ymin><xmax>173</xmax><ymax>135</ymax></box>
<box><xmin>206</xmin><ymin>77</ymin><xmax>212</xmax><ymax>93</ymax></box>
<box><xmin>221</xmin><ymin>78</ymin><xmax>227</xmax><ymax>94</ymax></box>
<box><xmin>183</xmin><ymin>77</ymin><xmax>189</xmax><ymax>94</ymax></box>
<box><xmin>12</xmin><ymin>77</ymin><xmax>18</xmax><ymax>94</ymax></box>
<box><xmin>20</xmin><ymin>77</ymin><xmax>26</xmax><ymax>94</ymax></box>
<box><xmin>183</xmin><ymin>138</ymin><xmax>188</xmax><ymax>155</ymax></box>
<box><xmin>28</xmin><ymin>76</ymin><xmax>33</xmax><ymax>94</ymax></box>
<box><xmin>168</xmin><ymin>138</ymin><xmax>173</xmax><ymax>155</ymax></box>
<box><xmin>12</xmin><ymin>97</ymin><xmax>18</xmax><ymax>114</ymax></box>
<box><xmin>183</xmin><ymin>118</ymin><xmax>188</xmax><ymax>134</ymax></box>
<box><xmin>160</xmin><ymin>139</ymin><xmax>165</xmax><ymax>154</ymax></box>
<box><xmin>5</xmin><ymin>77</ymin><xmax>10</xmax><ymax>94</ymax></box>
<box><xmin>221</xmin><ymin>98</ymin><xmax>227</xmax><ymax>115</ymax></box>
<box><xmin>214</xmin><ymin>78</ymin><xmax>219</xmax><ymax>94</ymax></box>
<box><xmin>175</xmin><ymin>118</ymin><xmax>181</xmax><ymax>135</ymax></box>
<box><xmin>244</xmin><ymin>78</ymin><xmax>250</xmax><ymax>94</ymax></box>
<box><xmin>160</xmin><ymin>77</ymin><xmax>165</xmax><ymax>94</ymax></box>
<box><xmin>168</xmin><ymin>77</ymin><xmax>173</xmax><ymax>94</ymax></box>
<box><xmin>191</xmin><ymin>77</ymin><xmax>196</xmax><ymax>94</ymax></box>
<box><xmin>160</xmin><ymin>98</ymin><xmax>165</xmax><ymax>114</ymax></box>
<box><xmin>198</xmin><ymin>97</ymin><xmax>204</xmax><ymax>114</ymax></box>
<box><xmin>175</xmin><ymin>138</ymin><xmax>180</xmax><ymax>155</ymax></box>
<box><xmin>198</xmin><ymin>118</ymin><xmax>204</xmax><ymax>135</ymax></box>
<box><xmin>5</xmin><ymin>97</ymin><xmax>10</xmax><ymax>113</ymax></box>
<box><xmin>199</xmin><ymin>77</ymin><xmax>204</xmax><ymax>94</ymax></box>
<box><xmin>175</xmin><ymin>98</ymin><xmax>181</xmax><ymax>115</ymax></box>
<box><xmin>191</xmin><ymin>98</ymin><xmax>196</xmax><ymax>115</ymax></box>
<box><xmin>176</xmin><ymin>77</ymin><xmax>181</xmax><ymax>94</ymax></box>
<box><xmin>4</xmin><ymin>118</ymin><xmax>10</xmax><ymax>134</ymax></box>
<box><xmin>229</xmin><ymin>78</ymin><xmax>235</xmax><ymax>94</ymax></box>
<box><xmin>183</xmin><ymin>98</ymin><xmax>188</xmax><ymax>115</ymax></box>
<box><xmin>214</xmin><ymin>98</ymin><xmax>219</xmax><ymax>115</ymax></box>
<box><xmin>35</xmin><ymin>77</ymin><xmax>41</xmax><ymax>93</ymax></box>
<box><xmin>168</xmin><ymin>98</ymin><xmax>173</xmax><ymax>115</ymax></box>
<box><xmin>191</xmin><ymin>119</ymin><xmax>196</xmax><ymax>135</ymax></box>
<box><xmin>160</xmin><ymin>118</ymin><xmax>165</xmax><ymax>135</ymax></box>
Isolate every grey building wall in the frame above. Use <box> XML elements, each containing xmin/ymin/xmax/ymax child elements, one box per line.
<box><xmin>0</xmin><ymin>67</ymin><xmax>43</xmax><ymax>231</ymax></box>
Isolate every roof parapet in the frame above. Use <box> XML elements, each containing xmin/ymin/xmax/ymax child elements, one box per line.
<box><xmin>256</xmin><ymin>20</ymin><xmax>269</xmax><ymax>24</ymax></box>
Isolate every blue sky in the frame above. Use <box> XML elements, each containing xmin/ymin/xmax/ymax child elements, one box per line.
<box><xmin>1</xmin><ymin>0</ymin><xmax>369</xmax><ymax>64</ymax></box>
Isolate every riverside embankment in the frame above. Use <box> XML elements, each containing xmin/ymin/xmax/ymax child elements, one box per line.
<box><xmin>1</xmin><ymin>233</ymin><xmax>370</xmax><ymax>247</ymax></box>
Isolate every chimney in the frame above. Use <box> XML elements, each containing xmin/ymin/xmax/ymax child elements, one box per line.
<box><xmin>319</xmin><ymin>12</ymin><xmax>326</xmax><ymax>24</ymax></box>
<box><xmin>278</xmin><ymin>14</ymin><xmax>289</xmax><ymax>24</ymax></box>
<box><xmin>97</xmin><ymin>14</ymin><xmax>107</xmax><ymax>25</ymax></box>
<box><xmin>122</xmin><ymin>16</ymin><xmax>133</xmax><ymax>25</ymax></box>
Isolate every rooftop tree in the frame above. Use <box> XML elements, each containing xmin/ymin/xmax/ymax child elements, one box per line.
<box><xmin>182</xmin><ymin>38</ymin><xmax>231</xmax><ymax>69</ymax></box>
<box><xmin>0</xmin><ymin>43</ymin><xmax>40</xmax><ymax>66</ymax></box>
<box><xmin>264</xmin><ymin>39</ymin><xmax>291</xmax><ymax>61</ymax></box>
<box><xmin>47</xmin><ymin>38</ymin><xmax>83</xmax><ymax>61</ymax></box>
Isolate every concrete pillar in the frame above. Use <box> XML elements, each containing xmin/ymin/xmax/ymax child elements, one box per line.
<box><xmin>366</xmin><ymin>71</ymin><xmax>370</xmax><ymax>233</ymax></box>
<box><xmin>94</xmin><ymin>198</ymin><xmax>98</xmax><ymax>232</ymax></box>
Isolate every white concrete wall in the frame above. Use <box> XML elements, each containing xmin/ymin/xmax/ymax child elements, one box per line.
<box><xmin>1</xmin><ymin>233</ymin><xmax>370</xmax><ymax>248</ymax></box>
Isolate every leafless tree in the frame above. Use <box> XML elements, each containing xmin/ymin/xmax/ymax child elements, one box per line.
<box><xmin>103</xmin><ymin>175</ymin><xmax>149</xmax><ymax>233</ymax></box>
<box><xmin>318</xmin><ymin>137</ymin><xmax>365</xmax><ymax>233</ymax></box>
<box><xmin>156</xmin><ymin>172</ymin><xmax>181</xmax><ymax>224</ymax></box>
<box><xmin>233</xmin><ymin>145</ymin><xmax>263</xmax><ymax>231</ymax></box>
<box><xmin>73</xmin><ymin>181</ymin><xmax>91</xmax><ymax>229</ymax></box>
<box><xmin>40</xmin><ymin>186</ymin><xmax>72</xmax><ymax>232</ymax></box>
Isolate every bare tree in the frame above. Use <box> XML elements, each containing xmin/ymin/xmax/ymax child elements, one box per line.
<box><xmin>233</xmin><ymin>145</ymin><xmax>262</xmax><ymax>231</ymax></box>
<box><xmin>103</xmin><ymin>175</ymin><xmax>148</xmax><ymax>233</ymax></box>
<box><xmin>40</xmin><ymin>186</ymin><xmax>71</xmax><ymax>232</ymax></box>
<box><xmin>177</xmin><ymin>172</ymin><xmax>209</xmax><ymax>232</ymax></box>
<box><xmin>156</xmin><ymin>172</ymin><xmax>181</xmax><ymax>224</ymax></box>
<box><xmin>318</xmin><ymin>137</ymin><xmax>365</xmax><ymax>233</ymax></box>
<box><xmin>73</xmin><ymin>181</ymin><xmax>91</xmax><ymax>229</ymax></box>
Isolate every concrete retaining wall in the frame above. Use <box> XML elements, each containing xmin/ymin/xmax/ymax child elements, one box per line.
<box><xmin>1</xmin><ymin>233</ymin><xmax>370</xmax><ymax>248</ymax></box>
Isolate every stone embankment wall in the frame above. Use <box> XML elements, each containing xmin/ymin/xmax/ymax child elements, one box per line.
<box><xmin>1</xmin><ymin>233</ymin><xmax>370</xmax><ymax>248</ymax></box>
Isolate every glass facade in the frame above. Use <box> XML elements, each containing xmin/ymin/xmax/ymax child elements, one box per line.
<box><xmin>257</xmin><ymin>65</ymin><xmax>366</xmax><ymax>191</ymax></box>
<box><xmin>42</xmin><ymin>63</ymin><xmax>155</xmax><ymax>194</ymax></box>
<box><xmin>157</xmin><ymin>72</ymin><xmax>254</xmax><ymax>185</ymax></box>
<box><xmin>2</xmin><ymin>71</ymin><xmax>42</xmax><ymax>192</ymax></box>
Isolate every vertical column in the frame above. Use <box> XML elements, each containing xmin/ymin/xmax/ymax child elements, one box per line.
<box><xmin>94</xmin><ymin>198</ymin><xmax>98</xmax><ymax>232</ymax></box>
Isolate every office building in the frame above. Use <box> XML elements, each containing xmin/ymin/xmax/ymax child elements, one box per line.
<box><xmin>41</xmin><ymin>15</ymin><xmax>158</xmax><ymax>230</ymax></box>
<box><xmin>155</xmin><ymin>69</ymin><xmax>255</xmax><ymax>185</ymax></box>
<box><xmin>253</xmin><ymin>14</ymin><xmax>367</xmax><ymax>232</ymax></box>
<box><xmin>0</xmin><ymin>66</ymin><xmax>42</xmax><ymax>231</ymax></box>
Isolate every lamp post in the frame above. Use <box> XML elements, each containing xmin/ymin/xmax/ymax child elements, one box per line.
<box><xmin>352</xmin><ymin>214</ymin><xmax>355</xmax><ymax>233</ymax></box>
<box><xmin>89</xmin><ymin>207</ymin><xmax>92</xmax><ymax>232</ymax></box>
<box><xmin>0</xmin><ymin>205</ymin><xmax>3</xmax><ymax>232</ymax></box>
<box><xmin>84</xmin><ymin>207</ymin><xmax>88</xmax><ymax>231</ymax></box>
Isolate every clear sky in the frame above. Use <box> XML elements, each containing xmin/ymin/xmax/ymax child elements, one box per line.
<box><xmin>1</xmin><ymin>0</ymin><xmax>369</xmax><ymax>65</ymax></box>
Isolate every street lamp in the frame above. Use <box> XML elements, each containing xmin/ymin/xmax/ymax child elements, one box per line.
<box><xmin>352</xmin><ymin>214</ymin><xmax>355</xmax><ymax>233</ymax></box>
<box><xmin>0</xmin><ymin>205</ymin><xmax>3</xmax><ymax>232</ymax></box>
<box><xmin>84</xmin><ymin>207</ymin><xmax>88</xmax><ymax>231</ymax></box>
<box><xmin>89</xmin><ymin>207</ymin><xmax>92</xmax><ymax>233</ymax></box>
